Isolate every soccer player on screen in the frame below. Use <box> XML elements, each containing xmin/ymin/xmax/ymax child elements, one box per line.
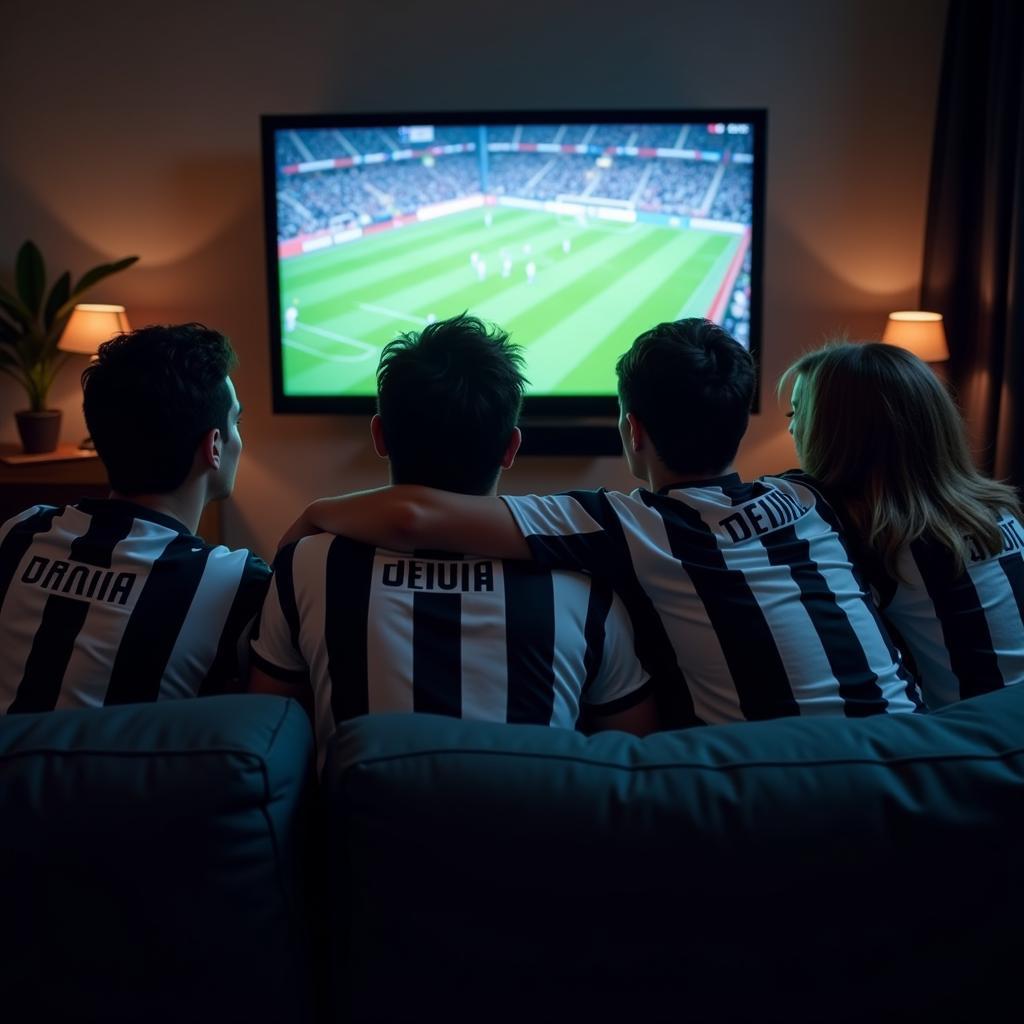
<box><xmin>250</xmin><ymin>314</ymin><xmax>657</xmax><ymax>766</ymax></box>
<box><xmin>279</xmin><ymin>318</ymin><xmax>921</xmax><ymax>727</ymax></box>
<box><xmin>284</xmin><ymin>298</ymin><xmax>299</xmax><ymax>333</ymax></box>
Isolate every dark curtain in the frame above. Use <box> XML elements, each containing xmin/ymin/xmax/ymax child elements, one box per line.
<box><xmin>920</xmin><ymin>0</ymin><xmax>1024</xmax><ymax>485</ymax></box>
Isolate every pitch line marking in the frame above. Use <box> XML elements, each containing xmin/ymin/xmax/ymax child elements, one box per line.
<box><xmin>358</xmin><ymin>302</ymin><xmax>425</xmax><ymax>326</ymax></box>
<box><xmin>286</xmin><ymin>323</ymin><xmax>376</xmax><ymax>363</ymax></box>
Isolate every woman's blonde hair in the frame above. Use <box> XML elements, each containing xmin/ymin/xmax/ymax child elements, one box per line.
<box><xmin>778</xmin><ymin>341</ymin><xmax>1021</xmax><ymax>578</ymax></box>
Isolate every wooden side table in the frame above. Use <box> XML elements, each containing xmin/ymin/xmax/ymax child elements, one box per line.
<box><xmin>0</xmin><ymin>445</ymin><xmax>222</xmax><ymax>544</ymax></box>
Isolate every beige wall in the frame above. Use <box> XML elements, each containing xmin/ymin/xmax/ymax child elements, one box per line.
<box><xmin>0</xmin><ymin>0</ymin><xmax>948</xmax><ymax>559</ymax></box>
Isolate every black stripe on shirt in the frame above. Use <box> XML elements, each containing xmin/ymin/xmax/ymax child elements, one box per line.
<box><xmin>778</xmin><ymin>473</ymin><xmax>920</xmax><ymax>706</ymax></box>
<box><xmin>503</xmin><ymin>561</ymin><xmax>556</xmax><ymax>725</ymax></box>
<box><xmin>7</xmin><ymin>596</ymin><xmax>90</xmax><ymax>713</ymax></box>
<box><xmin>999</xmin><ymin>553</ymin><xmax>1024</xmax><ymax>630</ymax></box>
<box><xmin>580</xmin><ymin>577</ymin><xmax>613</xmax><ymax>702</ymax></box>
<box><xmin>565</xmin><ymin>490</ymin><xmax>699</xmax><ymax>728</ymax></box>
<box><xmin>200</xmin><ymin>554</ymin><xmax>272</xmax><ymax>696</ymax></box>
<box><xmin>642</xmin><ymin>491</ymin><xmax>799</xmax><ymax>721</ymax></box>
<box><xmin>912</xmin><ymin>538</ymin><xmax>1001</xmax><ymax>700</ymax></box>
<box><xmin>325</xmin><ymin>536</ymin><xmax>375</xmax><ymax>722</ymax></box>
<box><xmin>272</xmin><ymin>542</ymin><xmax>303</xmax><ymax>654</ymax></box>
<box><xmin>0</xmin><ymin>507</ymin><xmax>61</xmax><ymax>611</ymax></box>
<box><xmin>760</xmin><ymin>523</ymin><xmax>887</xmax><ymax>717</ymax></box>
<box><xmin>68</xmin><ymin>505</ymin><xmax>136</xmax><ymax>567</ymax></box>
<box><xmin>413</xmin><ymin>592</ymin><xmax>462</xmax><ymax>716</ymax></box>
<box><xmin>104</xmin><ymin>535</ymin><xmax>212</xmax><ymax>705</ymax></box>
<box><xmin>7</xmin><ymin>506</ymin><xmax>135</xmax><ymax>713</ymax></box>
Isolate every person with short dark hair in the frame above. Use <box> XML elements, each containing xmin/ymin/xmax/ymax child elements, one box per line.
<box><xmin>780</xmin><ymin>340</ymin><xmax>1024</xmax><ymax>709</ymax></box>
<box><xmin>281</xmin><ymin>317</ymin><xmax>921</xmax><ymax>726</ymax></box>
<box><xmin>250</xmin><ymin>313</ymin><xmax>656</xmax><ymax>764</ymax></box>
<box><xmin>0</xmin><ymin>323</ymin><xmax>269</xmax><ymax>713</ymax></box>
<box><xmin>615</xmin><ymin>318</ymin><xmax>755</xmax><ymax>480</ymax></box>
<box><xmin>375</xmin><ymin>314</ymin><xmax>526</xmax><ymax>495</ymax></box>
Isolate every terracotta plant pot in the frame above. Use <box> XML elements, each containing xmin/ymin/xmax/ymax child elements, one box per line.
<box><xmin>15</xmin><ymin>409</ymin><xmax>62</xmax><ymax>454</ymax></box>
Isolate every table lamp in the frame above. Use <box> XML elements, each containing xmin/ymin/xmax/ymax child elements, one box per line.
<box><xmin>58</xmin><ymin>303</ymin><xmax>131</xmax><ymax>357</ymax></box>
<box><xmin>58</xmin><ymin>303</ymin><xmax>131</xmax><ymax>449</ymax></box>
<box><xmin>881</xmin><ymin>311</ymin><xmax>949</xmax><ymax>362</ymax></box>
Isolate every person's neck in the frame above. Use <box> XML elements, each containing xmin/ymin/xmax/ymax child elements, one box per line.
<box><xmin>389</xmin><ymin>474</ymin><xmax>497</xmax><ymax>498</ymax></box>
<box><xmin>645</xmin><ymin>463</ymin><xmax>734</xmax><ymax>492</ymax></box>
<box><xmin>108</xmin><ymin>484</ymin><xmax>207</xmax><ymax>534</ymax></box>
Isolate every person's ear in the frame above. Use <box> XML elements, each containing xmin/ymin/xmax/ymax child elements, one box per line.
<box><xmin>500</xmin><ymin>427</ymin><xmax>522</xmax><ymax>470</ymax></box>
<box><xmin>626</xmin><ymin>413</ymin><xmax>645</xmax><ymax>453</ymax></box>
<box><xmin>370</xmin><ymin>414</ymin><xmax>389</xmax><ymax>458</ymax></box>
<box><xmin>200</xmin><ymin>427</ymin><xmax>222</xmax><ymax>470</ymax></box>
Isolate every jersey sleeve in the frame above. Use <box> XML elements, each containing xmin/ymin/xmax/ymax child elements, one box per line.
<box><xmin>249</xmin><ymin>543</ymin><xmax>309</xmax><ymax>683</ymax></box>
<box><xmin>581</xmin><ymin>587</ymin><xmax>653</xmax><ymax>715</ymax></box>
<box><xmin>0</xmin><ymin>505</ymin><xmax>55</xmax><ymax>546</ymax></box>
<box><xmin>200</xmin><ymin>551</ymin><xmax>273</xmax><ymax>695</ymax></box>
<box><xmin>500</xmin><ymin>490</ymin><xmax>617</xmax><ymax>574</ymax></box>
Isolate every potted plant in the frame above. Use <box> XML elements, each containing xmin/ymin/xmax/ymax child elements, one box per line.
<box><xmin>0</xmin><ymin>241</ymin><xmax>138</xmax><ymax>453</ymax></box>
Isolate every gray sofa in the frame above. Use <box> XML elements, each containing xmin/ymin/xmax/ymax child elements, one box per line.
<box><xmin>3</xmin><ymin>687</ymin><xmax>1023</xmax><ymax>1022</ymax></box>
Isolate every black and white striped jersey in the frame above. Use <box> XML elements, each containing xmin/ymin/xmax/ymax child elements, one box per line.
<box><xmin>500</xmin><ymin>474</ymin><xmax>922</xmax><ymax>726</ymax></box>
<box><xmin>250</xmin><ymin>534</ymin><xmax>652</xmax><ymax>760</ymax></box>
<box><xmin>783</xmin><ymin>472</ymin><xmax>1024</xmax><ymax>709</ymax></box>
<box><xmin>0</xmin><ymin>500</ymin><xmax>270</xmax><ymax>713</ymax></box>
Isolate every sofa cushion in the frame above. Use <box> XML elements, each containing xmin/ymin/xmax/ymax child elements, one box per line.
<box><xmin>325</xmin><ymin>686</ymin><xmax>1024</xmax><ymax>1022</ymax></box>
<box><xmin>0</xmin><ymin>694</ymin><xmax>315</xmax><ymax>1024</ymax></box>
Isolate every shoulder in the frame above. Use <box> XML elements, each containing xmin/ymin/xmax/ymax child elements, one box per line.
<box><xmin>194</xmin><ymin>543</ymin><xmax>272</xmax><ymax>599</ymax></box>
<box><xmin>1</xmin><ymin>504</ymin><xmax>60</xmax><ymax>531</ymax></box>
<box><xmin>763</xmin><ymin>470</ymin><xmax>830</xmax><ymax>504</ymax></box>
<box><xmin>501</xmin><ymin>488</ymin><xmax>628</xmax><ymax>527</ymax></box>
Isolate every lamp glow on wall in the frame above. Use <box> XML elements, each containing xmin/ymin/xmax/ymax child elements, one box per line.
<box><xmin>58</xmin><ymin>303</ymin><xmax>131</xmax><ymax>358</ymax></box>
<box><xmin>881</xmin><ymin>311</ymin><xmax>949</xmax><ymax>362</ymax></box>
<box><xmin>58</xmin><ymin>303</ymin><xmax>131</xmax><ymax>449</ymax></box>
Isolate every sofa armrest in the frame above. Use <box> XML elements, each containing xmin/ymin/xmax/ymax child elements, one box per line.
<box><xmin>0</xmin><ymin>694</ymin><xmax>316</xmax><ymax>1024</ymax></box>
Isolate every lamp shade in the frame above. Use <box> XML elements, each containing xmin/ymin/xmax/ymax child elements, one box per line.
<box><xmin>881</xmin><ymin>311</ymin><xmax>949</xmax><ymax>362</ymax></box>
<box><xmin>58</xmin><ymin>303</ymin><xmax>130</xmax><ymax>355</ymax></box>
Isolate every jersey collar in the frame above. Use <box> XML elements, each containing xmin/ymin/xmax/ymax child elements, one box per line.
<box><xmin>74</xmin><ymin>498</ymin><xmax>194</xmax><ymax>536</ymax></box>
<box><xmin>656</xmin><ymin>472</ymin><xmax>743</xmax><ymax>495</ymax></box>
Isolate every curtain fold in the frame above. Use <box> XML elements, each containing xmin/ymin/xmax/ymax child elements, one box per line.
<box><xmin>920</xmin><ymin>0</ymin><xmax>1024</xmax><ymax>485</ymax></box>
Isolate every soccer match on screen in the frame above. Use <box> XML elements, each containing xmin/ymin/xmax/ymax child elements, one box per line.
<box><xmin>272</xmin><ymin>121</ymin><xmax>756</xmax><ymax>398</ymax></box>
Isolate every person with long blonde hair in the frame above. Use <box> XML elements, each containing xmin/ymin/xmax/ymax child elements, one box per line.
<box><xmin>779</xmin><ymin>341</ymin><xmax>1024</xmax><ymax>709</ymax></box>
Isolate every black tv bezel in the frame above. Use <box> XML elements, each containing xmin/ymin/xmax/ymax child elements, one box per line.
<box><xmin>261</xmin><ymin>108</ymin><xmax>766</xmax><ymax>445</ymax></box>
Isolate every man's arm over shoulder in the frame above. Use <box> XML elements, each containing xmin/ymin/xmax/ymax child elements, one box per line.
<box><xmin>279</xmin><ymin>486</ymin><xmax>619</xmax><ymax>578</ymax></box>
<box><xmin>279</xmin><ymin>485</ymin><xmax>531</xmax><ymax>559</ymax></box>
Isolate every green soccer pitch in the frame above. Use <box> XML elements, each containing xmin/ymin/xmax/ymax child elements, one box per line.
<box><xmin>279</xmin><ymin>205</ymin><xmax>741</xmax><ymax>397</ymax></box>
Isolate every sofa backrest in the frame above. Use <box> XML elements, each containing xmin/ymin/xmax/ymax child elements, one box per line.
<box><xmin>325</xmin><ymin>687</ymin><xmax>1024</xmax><ymax>1022</ymax></box>
<box><xmin>0</xmin><ymin>695</ymin><xmax>316</xmax><ymax>1024</ymax></box>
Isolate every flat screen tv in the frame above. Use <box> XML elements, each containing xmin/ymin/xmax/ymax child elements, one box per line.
<box><xmin>261</xmin><ymin>109</ymin><xmax>766</xmax><ymax>453</ymax></box>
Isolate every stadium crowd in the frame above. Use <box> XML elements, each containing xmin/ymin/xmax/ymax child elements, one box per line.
<box><xmin>276</xmin><ymin>124</ymin><xmax>755</xmax><ymax>238</ymax></box>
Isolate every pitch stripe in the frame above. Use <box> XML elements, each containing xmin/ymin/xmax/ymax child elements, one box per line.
<box><xmin>522</xmin><ymin>230</ymin><xmax>720</xmax><ymax>391</ymax></box>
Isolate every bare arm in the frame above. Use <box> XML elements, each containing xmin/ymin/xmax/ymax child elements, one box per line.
<box><xmin>248</xmin><ymin>665</ymin><xmax>316</xmax><ymax>723</ymax></box>
<box><xmin>583</xmin><ymin>692</ymin><xmax>661</xmax><ymax>737</ymax></box>
<box><xmin>279</xmin><ymin>485</ymin><xmax>532</xmax><ymax>559</ymax></box>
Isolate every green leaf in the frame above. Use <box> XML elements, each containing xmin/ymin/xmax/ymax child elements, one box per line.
<box><xmin>70</xmin><ymin>255</ymin><xmax>138</xmax><ymax>298</ymax></box>
<box><xmin>0</xmin><ymin>346</ymin><xmax>22</xmax><ymax>369</ymax></box>
<box><xmin>0</xmin><ymin>283</ymin><xmax>33</xmax><ymax>329</ymax></box>
<box><xmin>15</xmin><ymin>241</ymin><xmax>45</xmax><ymax>316</ymax></box>
<box><xmin>0</xmin><ymin>362</ymin><xmax>31</xmax><ymax>392</ymax></box>
<box><xmin>0</xmin><ymin>313</ymin><xmax>19</xmax><ymax>343</ymax></box>
<box><xmin>43</xmin><ymin>271</ymin><xmax>71</xmax><ymax>330</ymax></box>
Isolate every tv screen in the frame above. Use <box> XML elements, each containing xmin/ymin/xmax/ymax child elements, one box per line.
<box><xmin>261</xmin><ymin>110</ymin><xmax>766</xmax><ymax>441</ymax></box>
